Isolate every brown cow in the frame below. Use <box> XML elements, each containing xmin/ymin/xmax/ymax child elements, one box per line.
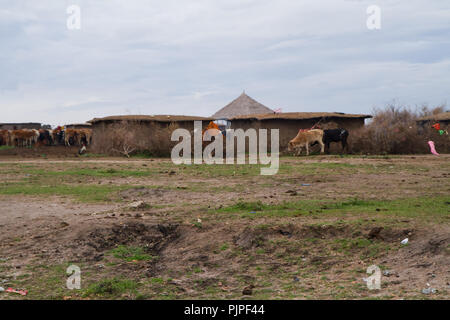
<box><xmin>64</xmin><ymin>129</ymin><xmax>78</xmax><ymax>146</ymax></box>
<box><xmin>78</xmin><ymin>129</ymin><xmax>92</xmax><ymax>146</ymax></box>
<box><xmin>288</xmin><ymin>129</ymin><xmax>324</xmax><ymax>156</ymax></box>
<box><xmin>52</xmin><ymin>127</ymin><xmax>64</xmax><ymax>145</ymax></box>
<box><xmin>10</xmin><ymin>129</ymin><xmax>39</xmax><ymax>147</ymax></box>
<box><xmin>64</xmin><ymin>128</ymin><xmax>92</xmax><ymax>146</ymax></box>
<box><xmin>0</xmin><ymin>130</ymin><xmax>11</xmax><ymax>146</ymax></box>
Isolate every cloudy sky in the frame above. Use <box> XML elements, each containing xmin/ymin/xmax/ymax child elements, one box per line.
<box><xmin>1</xmin><ymin>0</ymin><xmax>449</xmax><ymax>125</ymax></box>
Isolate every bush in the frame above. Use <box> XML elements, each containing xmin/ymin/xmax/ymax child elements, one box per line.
<box><xmin>84</xmin><ymin>278</ymin><xmax>139</xmax><ymax>296</ymax></box>
<box><xmin>92</xmin><ymin>120</ymin><xmax>179</xmax><ymax>157</ymax></box>
<box><xmin>348</xmin><ymin>104</ymin><xmax>449</xmax><ymax>154</ymax></box>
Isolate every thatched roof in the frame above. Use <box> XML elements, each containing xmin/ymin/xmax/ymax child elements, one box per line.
<box><xmin>229</xmin><ymin>112</ymin><xmax>372</xmax><ymax>121</ymax></box>
<box><xmin>212</xmin><ymin>92</ymin><xmax>274</xmax><ymax>119</ymax></box>
<box><xmin>416</xmin><ymin>112</ymin><xmax>450</xmax><ymax>122</ymax></box>
<box><xmin>65</xmin><ymin>123</ymin><xmax>92</xmax><ymax>127</ymax></box>
<box><xmin>89</xmin><ymin>115</ymin><xmax>213</xmax><ymax>124</ymax></box>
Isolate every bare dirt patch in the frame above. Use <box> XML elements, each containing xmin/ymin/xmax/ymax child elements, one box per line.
<box><xmin>0</xmin><ymin>155</ymin><xmax>448</xmax><ymax>299</ymax></box>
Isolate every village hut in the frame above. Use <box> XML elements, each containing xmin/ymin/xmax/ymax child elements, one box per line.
<box><xmin>88</xmin><ymin>115</ymin><xmax>213</xmax><ymax>156</ymax></box>
<box><xmin>229</xmin><ymin>112</ymin><xmax>372</xmax><ymax>151</ymax></box>
<box><xmin>416</xmin><ymin>112</ymin><xmax>450</xmax><ymax>129</ymax></box>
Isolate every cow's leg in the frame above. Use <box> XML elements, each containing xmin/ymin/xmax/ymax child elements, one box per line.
<box><xmin>306</xmin><ymin>143</ymin><xmax>309</xmax><ymax>156</ymax></box>
<box><xmin>319</xmin><ymin>139</ymin><xmax>325</xmax><ymax>154</ymax></box>
<box><xmin>326</xmin><ymin>142</ymin><xmax>330</xmax><ymax>154</ymax></box>
<box><xmin>342</xmin><ymin>138</ymin><xmax>348</xmax><ymax>153</ymax></box>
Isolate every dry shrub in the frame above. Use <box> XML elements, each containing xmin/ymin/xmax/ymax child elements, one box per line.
<box><xmin>348</xmin><ymin>104</ymin><xmax>449</xmax><ymax>154</ymax></box>
<box><xmin>93</xmin><ymin>121</ymin><xmax>179</xmax><ymax>157</ymax></box>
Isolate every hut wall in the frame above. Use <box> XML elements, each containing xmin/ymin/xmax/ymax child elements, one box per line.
<box><xmin>230</xmin><ymin>117</ymin><xmax>366</xmax><ymax>152</ymax></box>
<box><xmin>0</xmin><ymin>123</ymin><xmax>41</xmax><ymax>130</ymax></box>
<box><xmin>417</xmin><ymin>119</ymin><xmax>450</xmax><ymax>130</ymax></box>
<box><xmin>91</xmin><ymin>120</ymin><xmax>209</xmax><ymax>156</ymax></box>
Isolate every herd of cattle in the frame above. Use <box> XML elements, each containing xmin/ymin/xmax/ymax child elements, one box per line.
<box><xmin>0</xmin><ymin>128</ymin><xmax>92</xmax><ymax>148</ymax></box>
<box><xmin>288</xmin><ymin>128</ymin><xmax>349</xmax><ymax>155</ymax></box>
<box><xmin>0</xmin><ymin>124</ymin><xmax>349</xmax><ymax>156</ymax></box>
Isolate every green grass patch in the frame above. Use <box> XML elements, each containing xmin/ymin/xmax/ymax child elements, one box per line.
<box><xmin>109</xmin><ymin>245</ymin><xmax>154</xmax><ymax>262</ymax></box>
<box><xmin>24</xmin><ymin>167</ymin><xmax>156</xmax><ymax>178</ymax></box>
<box><xmin>0</xmin><ymin>182</ymin><xmax>128</xmax><ymax>202</ymax></box>
<box><xmin>0</xmin><ymin>145</ymin><xmax>15</xmax><ymax>150</ymax></box>
<box><xmin>212</xmin><ymin>196</ymin><xmax>450</xmax><ymax>221</ymax></box>
<box><xmin>84</xmin><ymin>278</ymin><xmax>139</xmax><ymax>297</ymax></box>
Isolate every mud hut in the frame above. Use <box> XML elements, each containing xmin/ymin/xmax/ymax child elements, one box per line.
<box><xmin>229</xmin><ymin>112</ymin><xmax>372</xmax><ymax>151</ymax></box>
<box><xmin>89</xmin><ymin>115</ymin><xmax>213</xmax><ymax>156</ymax></box>
<box><xmin>416</xmin><ymin>112</ymin><xmax>450</xmax><ymax>129</ymax></box>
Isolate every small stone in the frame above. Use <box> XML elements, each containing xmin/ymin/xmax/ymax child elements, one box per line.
<box><xmin>242</xmin><ymin>285</ymin><xmax>254</xmax><ymax>295</ymax></box>
<box><xmin>129</xmin><ymin>201</ymin><xmax>149</xmax><ymax>210</ymax></box>
<box><xmin>422</xmin><ymin>287</ymin><xmax>437</xmax><ymax>295</ymax></box>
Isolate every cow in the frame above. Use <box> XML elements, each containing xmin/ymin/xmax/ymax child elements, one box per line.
<box><xmin>322</xmin><ymin>128</ymin><xmax>349</xmax><ymax>153</ymax></box>
<box><xmin>52</xmin><ymin>127</ymin><xmax>65</xmax><ymax>145</ymax></box>
<box><xmin>0</xmin><ymin>130</ymin><xmax>10</xmax><ymax>146</ymax></box>
<box><xmin>288</xmin><ymin>129</ymin><xmax>325</xmax><ymax>156</ymax></box>
<box><xmin>37</xmin><ymin>129</ymin><xmax>54</xmax><ymax>146</ymax></box>
<box><xmin>64</xmin><ymin>128</ymin><xmax>92</xmax><ymax>146</ymax></box>
<box><xmin>10</xmin><ymin>129</ymin><xmax>38</xmax><ymax>147</ymax></box>
<box><xmin>78</xmin><ymin>129</ymin><xmax>92</xmax><ymax>146</ymax></box>
<box><xmin>64</xmin><ymin>129</ymin><xmax>79</xmax><ymax>146</ymax></box>
<box><xmin>31</xmin><ymin>129</ymin><xmax>40</xmax><ymax>145</ymax></box>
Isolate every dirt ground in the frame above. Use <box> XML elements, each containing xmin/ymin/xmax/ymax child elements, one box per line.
<box><xmin>0</xmin><ymin>150</ymin><xmax>448</xmax><ymax>300</ymax></box>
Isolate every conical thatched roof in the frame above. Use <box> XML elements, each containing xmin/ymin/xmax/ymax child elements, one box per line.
<box><xmin>212</xmin><ymin>92</ymin><xmax>274</xmax><ymax>119</ymax></box>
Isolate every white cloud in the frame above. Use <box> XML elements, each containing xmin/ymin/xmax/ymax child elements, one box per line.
<box><xmin>0</xmin><ymin>0</ymin><xmax>449</xmax><ymax>125</ymax></box>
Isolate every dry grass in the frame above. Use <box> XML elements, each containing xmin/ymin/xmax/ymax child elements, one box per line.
<box><xmin>348</xmin><ymin>105</ymin><xmax>449</xmax><ymax>154</ymax></box>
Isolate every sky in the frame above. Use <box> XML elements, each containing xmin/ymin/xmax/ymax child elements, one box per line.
<box><xmin>1</xmin><ymin>0</ymin><xmax>449</xmax><ymax>126</ymax></box>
